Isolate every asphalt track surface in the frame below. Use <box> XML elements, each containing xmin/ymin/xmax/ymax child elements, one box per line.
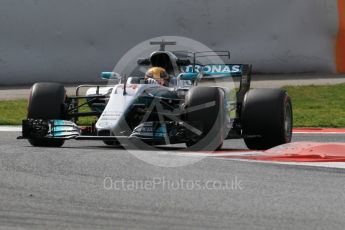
<box><xmin>1</xmin><ymin>131</ymin><xmax>345</xmax><ymax>230</ymax></box>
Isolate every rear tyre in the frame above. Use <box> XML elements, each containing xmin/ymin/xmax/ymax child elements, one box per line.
<box><xmin>27</xmin><ymin>82</ymin><xmax>67</xmax><ymax>147</ymax></box>
<box><xmin>183</xmin><ymin>87</ymin><xmax>225</xmax><ymax>151</ymax></box>
<box><xmin>242</xmin><ymin>89</ymin><xmax>293</xmax><ymax>150</ymax></box>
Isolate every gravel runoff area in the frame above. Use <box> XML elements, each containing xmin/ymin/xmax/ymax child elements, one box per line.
<box><xmin>0</xmin><ymin>74</ymin><xmax>344</xmax><ymax>100</ymax></box>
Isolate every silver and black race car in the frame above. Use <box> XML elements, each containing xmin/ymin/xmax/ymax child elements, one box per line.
<box><xmin>18</xmin><ymin>41</ymin><xmax>293</xmax><ymax>150</ymax></box>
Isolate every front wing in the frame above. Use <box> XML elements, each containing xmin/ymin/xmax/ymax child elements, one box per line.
<box><xmin>17</xmin><ymin>119</ymin><xmax>190</xmax><ymax>145</ymax></box>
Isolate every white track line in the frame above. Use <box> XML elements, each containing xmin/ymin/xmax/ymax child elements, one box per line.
<box><xmin>4</xmin><ymin>125</ymin><xmax>345</xmax><ymax>169</ymax></box>
<box><xmin>3</xmin><ymin>126</ymin><xmax>345</xmax><ymax>134</ymax></box>
<box><xmin>171</xmin><ymin>151</ymin><xmax>345</xmax><ymax>169</ymax></box>
<box><xmin>294</xmin><ymin>131</ymin><xmax>345</xmax><ymax>134</ymax></box>
<box><xmin>0</xmin><ymin>126</ymin><xmax>21</xmax><ymax>132</ymax></box>
<box><xmin>219</xmin><ymin>158</ymin><xmax>345</xmax><ymax>169</ymax></box>
<box><xmin>3</xmin><ymin>126</ymin><xmax>344</xmax><ymax>134</ymax></box>
<box><xmin>130</xmin><ymin>150</ymin><xmax>345</xmax><ymax>169</ymax></box>
<box><xmin>169</xmin><ymin>151</ymin><xmax>261</xmax><ymax>157</ymax></box>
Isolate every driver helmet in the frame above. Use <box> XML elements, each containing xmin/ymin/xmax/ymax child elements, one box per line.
<box><xmin>144</xmin><ymin>67</ymin><xmax>170</xmax><ymax>86</ymax></box>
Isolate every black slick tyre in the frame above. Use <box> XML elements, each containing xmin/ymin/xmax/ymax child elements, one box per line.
<box><xmin>183</xmin><ymin>86</ymin><xmax>226</xmax><ymax>151</ymax></box>
<box><xmin>241</xmin><ymin>89</ymin><xmax>293</xmax><ymax>150</ymax></box>
<box><xmin>27</xmin><ymin>82</ymin><xmax>66</xmax><ymax>147</ymax></box>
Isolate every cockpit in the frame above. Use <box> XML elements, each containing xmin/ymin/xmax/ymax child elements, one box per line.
<box><xmin>150</xmin><ymin>52</ymin><xmax>175</xmax><ymax>75</ymax></box>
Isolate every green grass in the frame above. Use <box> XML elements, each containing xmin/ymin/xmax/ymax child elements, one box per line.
<box><xmin>75</xmin><ymin>100</ymin><xmax>98</xmax><ymax>126</ymax></box>
<box><xmin>0</xmin><ymin>99</ymin><xmax>96</xmax><ymax>126</ymax></box>
<box><xmin>283</xmin><ymin>83</ymin><xmax>345</xmax><ymax>128</ymax></box>
<box><xmin>0</xmin><ymin>99</ymin><xmax>27</xmax><ymax>125</ymax></box>
<box><xmin>1</xmin><ymin>83</ymin><xmax>345</xmax><ymax>127</ymax></box>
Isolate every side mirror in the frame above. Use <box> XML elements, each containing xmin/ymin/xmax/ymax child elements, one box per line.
<box><xmin>178</xmin><ymin>72</ymin><xmax>198</xmax><ymax>81</ymax></box>
<box><xmin>101</xmin><ymin>72</ymin><xmax>119</xmax><ymax>80</ymax></box>
<box><xmin>137</xmin><ymin>58</ymin><xmax>151</xmax><ymax>66</ymax></box>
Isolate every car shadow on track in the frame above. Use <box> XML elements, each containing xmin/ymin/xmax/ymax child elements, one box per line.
<box><xmin>25</xmin><ymin>144</ymin><xmax>246</xmax><ymax>152</ymax></box>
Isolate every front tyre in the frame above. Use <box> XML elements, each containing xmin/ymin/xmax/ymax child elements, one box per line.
<box><xmin>27</xmin><ymin>82</ymin><xmax>67</xmax><ymax>147</ymax></box>
<box><xmin>242</xmin><ymin>89</ymin><xmax>293</xmax><ymax>150</ymax></box>
<box><xmin>103</xmin><ymin>140</ymin><xmax>121</xmax><ymax>147</ymax></box>
<box><xmin>28</xmin><ymin>138</ymin><xmax>64</xmax><ymax>147</ymax></box>
<box><xmin>183</xmin><ymin>87</ymin><xmax>226</xmax><ymax>151</ymax></box>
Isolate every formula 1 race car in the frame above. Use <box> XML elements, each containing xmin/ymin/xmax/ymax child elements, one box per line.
<box><xmin>18</xmin><ymin>41</ymin><xmax>293</xmax><ymax>150</ymax></box>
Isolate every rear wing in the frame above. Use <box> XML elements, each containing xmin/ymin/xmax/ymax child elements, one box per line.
<box><xmin>179</xmin><ymin>64</ymin><xmax>252</xmax><ymax>106</ymax></box>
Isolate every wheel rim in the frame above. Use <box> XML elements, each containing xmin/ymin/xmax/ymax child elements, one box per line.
<box><xmin>284</xmin><ymin>102</ymin><xmax>292</xmax><ymax>140</ymax></box>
